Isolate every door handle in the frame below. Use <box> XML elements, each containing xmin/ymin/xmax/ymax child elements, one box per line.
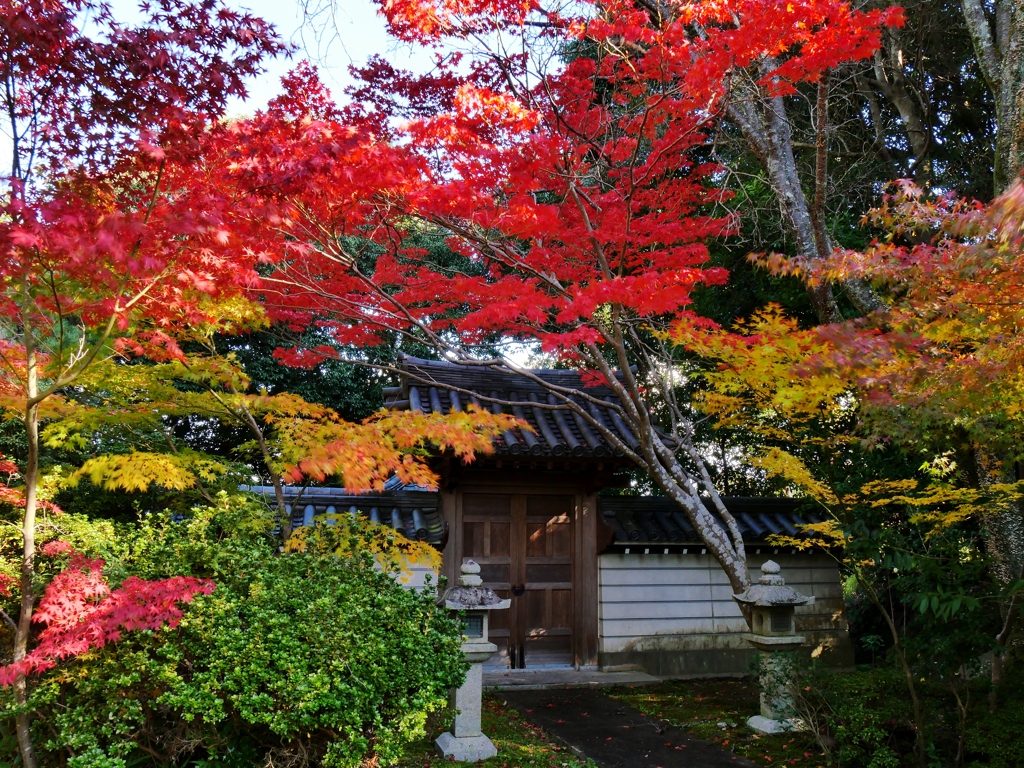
<box><xmin>511</xmin><ymin>583</ymin><xmax>525</xmax><ymax>596</ymax></box>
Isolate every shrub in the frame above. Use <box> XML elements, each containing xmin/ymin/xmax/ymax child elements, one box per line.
<box><xmin>5</xmin><ymin>495</ymin><xmax>466</xmax><ymax>767</ymax></box>
<box><xmin>963</xmin><ymin>672</ymin><xmax>1024</xmax><ymax>768</ymax></box>
<box><xmin>792</xmin><ymin>660</ymin><xmax>1024</xmax><ymax>768</ymax></box>
<box><xmin>793</xmin><ymin>665</ymin><xmax>911</xmax><ymax>768</ymax></box>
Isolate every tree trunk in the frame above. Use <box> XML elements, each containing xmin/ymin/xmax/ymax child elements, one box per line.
<box><xmin>760</xmin><ymin>85</ymin><xmax>843</xmax><ymax>325</ymax></box>
<box><xmin>238</xmin><ymin>399</ymin><xmax>290</xmax><ymax>539</ymax></box>
<box><xmin>997</xmin><ymin>3</ymin><xmax>1024</xmax><ymax>192</ymax></box>
<box><xmin>14</xmin><ymin>341</ymin><xmax>39</xmax><ymax>768</ymax></box>
<box><xmin>962</xmin><ymin>0</ymin><xmax>1024</xmax><ymax>192</ymax></box>
<box><xmin>727</xmin><ymin>71</ymin><xmax>883</xmax><ymax>323</ymax></box>
<box><xmin>866</xmin><ymin>33</ymin><xmax>933</xmax><ymax>185</ymax></box>
<box><xmin>972</xmin><ymin>450</ymin><xmax>1024</xmax><ymax>703</ymax></box>
<box><xmin>856</xmin><ymin>566</ymin><xmax>929</xmax><ymax>767</ymax></box>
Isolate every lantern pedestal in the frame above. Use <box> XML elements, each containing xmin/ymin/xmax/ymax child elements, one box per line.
<box><xmin>436</xmin><ymin>643</ymin><xmax>498</xmax><ymax>761</ymax></box>
<box><xmin>745</xmin><ymin>635</ymin><xmax>807</xmax><ymax>734</ymax></box>
<box><xmin>435</xmin><ymin>560</ymin><xmax>510</xmax><ymax>762</ymax></box>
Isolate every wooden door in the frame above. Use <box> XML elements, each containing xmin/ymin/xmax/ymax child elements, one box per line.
<box><xmin>461</xmin><ymin>492</ymin><xmax>574</xmax><ymax>669</ymax></box>
<box><xmin>520</xmin><ymin>495</ymin><xmax>574</xmax><ymax>666</ymax></box>
<box><xmin>462</xmin><ymin>494</ymin><xmax>514</xmax><ymax>666</ymax></box>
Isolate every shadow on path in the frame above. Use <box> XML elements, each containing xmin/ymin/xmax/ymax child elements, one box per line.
<box><xmin>502</xmin><ymin>688</ymin><xmax>759</xmax><ymax>768</ymax></box>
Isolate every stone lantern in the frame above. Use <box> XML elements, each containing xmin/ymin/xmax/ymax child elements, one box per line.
<box><xmin>733</xmin><ymin>560</ymin><xmax>813</xmax><ymax>734</ymax></box>
<box><xmin>435</xmin><ymin>560</ymin><xmax>511</xmax><ymax>762</ymax></box>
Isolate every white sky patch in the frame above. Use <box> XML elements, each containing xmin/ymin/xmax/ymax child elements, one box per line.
<box><xmin>99</xmin><ymin>0</ymin><xmax>437</xmax><ymax>114</ymax></box>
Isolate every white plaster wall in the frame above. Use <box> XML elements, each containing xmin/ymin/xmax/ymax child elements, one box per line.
<box><xmin>598</xmin><ymin>550</ymin><xmax>846</xmax><ymax>656</ymax></box>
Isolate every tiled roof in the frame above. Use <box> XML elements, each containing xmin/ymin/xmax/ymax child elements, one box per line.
<box><xmin>598</xmin><ymin>496</ymin><xmax>824</xmax><ymax>548</ymax></box>
<box><xmin>248</xmin><ymin>483</ymin><xmax>820</xmax><ymax>553</ymax></box>
<box><xmin>248</xmin><ymin>485</ymin><xmax>446</xmax><ymax>548</ymax></box>
<box><xmin>384</xmin><ymin>356</ymin><xmax>639</xmax><ymax>459</ymax></box>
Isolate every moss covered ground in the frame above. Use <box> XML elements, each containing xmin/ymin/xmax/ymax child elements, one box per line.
<box><xmin>398</xmin><ymin>696</ymin><xmax>596</xmax><ymax>768</ymax></box>
<box><xmin>608</xmin><ymin>679</ymin><xmax>825</xmax><ymax>767</ymax></box>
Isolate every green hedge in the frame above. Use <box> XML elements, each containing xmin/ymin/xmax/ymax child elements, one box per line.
<box><xmin>4</xmin><ymin>496</ymin><xmax>467</xmax><ymax>768</ymax></box>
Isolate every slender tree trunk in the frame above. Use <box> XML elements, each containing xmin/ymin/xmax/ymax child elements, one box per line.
<box><xmin>991</xmin><ymin>557</ymin><xmax>1023</xmax><ymax>704</ymax></box>
<box><xmin>203</xmin><ymin>375</ymin><xmax>292</xmax><ymax>539</ymax></box>
<box><xmin>866</xmin><ymin>35</ymin><xmax>933</xmax><ymax>185</ymax></box>
<box><xmin>971</xmin><ymin>450</ymin><xmax>1024</xmax><ymax>704</ymax></box>
<box><xmin>759</xmin><ymin>79</ymin><xmax>844</xmax><ymax>325</ymax></box>
<box><xmin>728</xmin><ymin>72</ymin><xmax>882</xmax><ymax>322</ymax></box>
<box><xmin>14</xmin><ymin>329</ymin><xmax>39</xmax><ymax>768</ymax></box>
<box><xmin>237</xmin><ymin>399</ymin><xmax>290</xmax><ymax>539</ymax></box>
<box><xmin>856</xmin><ymin>566</ymin><xmax>928</xmax><ymax>768</ymax></box>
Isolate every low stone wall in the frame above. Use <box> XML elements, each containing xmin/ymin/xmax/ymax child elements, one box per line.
<box><xmin>597</xmin><ymin>551</ymin><xmax>852</xmax><ymax>675</ymax></box>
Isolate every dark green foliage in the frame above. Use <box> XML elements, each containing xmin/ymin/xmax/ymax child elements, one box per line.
<box><xmin>797</xmin><ymin>665</ymin><xmax>907</xmax><ymax>768</ymax></box>
<box><xmin>792</xmin><ymin>662</ymin><xmax>1024</xmax><ymax>768</ymax></box>
<box><xmin>964</xmin><ymin>673</ymin><xmax>1024</xmax><ymax>768</ymax></box>
<box><xmin>217</xmin><ymin>328</ymin><xmax>389</xmax><ymax>423</ymax></box>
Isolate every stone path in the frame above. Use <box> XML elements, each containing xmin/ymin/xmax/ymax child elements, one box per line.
<box><xmin>485</xmin><ymin>667</ymin><xmax>662</xmax><ymax>691</ymax></box>
<box><xmin>501</xmin><ymin>689</ymin><xmax>758</xmax><ymax>768</ymax></box>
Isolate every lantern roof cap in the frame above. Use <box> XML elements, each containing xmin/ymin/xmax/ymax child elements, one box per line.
<box><xmin>442</xmin><ymin>560</ymin><xmax>512</xmax><ymax>611</ymax></box>
<box><xmin>732</xmin><ymin>560</ymin><xmax>811</xmax><ymax>607</ymax></box>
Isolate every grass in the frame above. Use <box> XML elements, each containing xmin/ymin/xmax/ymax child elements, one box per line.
<box><xmin>398</xmin><ymin>696</ymin><xmax>596</xmax><ymax>768</ymax></box>
<box><xmin>609</xmin><ymin>679</ymin><xmax>827</xmax><ymax>767</ymax></box>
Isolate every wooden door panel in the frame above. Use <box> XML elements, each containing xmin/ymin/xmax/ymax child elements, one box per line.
<box><xmin>490</xmin><ymin>521</ymin><xmax>511</xmax><ymax>557</ymax></box>
<box><xmin>464</xmin><ymin>521</ymin><xmax>485</xmax><ymax>559</ymax></box>
<box><xmin>520</xmin><ymin>495</ymin><xmax>574</xmax><ymax>667</ymax></box>
<box><xmin>463</xmin><ymin>494</ymin><xmax>515</xmax><ymax>667</ymax></box>
<box><xmin>479</xmin><ymin>562</ymin><xmax>511</xmax><ymax>585</ymax></box>
<box><xmin>525</xmin><ymin>563</ymin><xmax>572</xmax><ymax>584</ymax></box>
<box><xmin>462</xmin><ymin>492</ymin><xmax>575</xmax><ymax>669</ymax></box>
<box><xmin>551</xmin><ymin>588</ymin><xmax>573</xmax><ymax>627</ymax></box>
<box><xmin>521</xmin><ymin>588</ymin><xmax>547</xmax><ymax>629</ymax></box>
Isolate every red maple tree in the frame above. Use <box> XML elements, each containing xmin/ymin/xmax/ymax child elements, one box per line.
<box><xmin>1</xmin><ymin>7</ymin><xmax>524</xmax><ymax>762</ymax></box>
<box><xmin>209</xmin><ymin>0</ymin><xmax>901</xmax><ymax>599</ymax></box>
<box><xmin>0</xmin><ymin>3</ymin><xmax>283</xmax><ymax>764</ymax></box>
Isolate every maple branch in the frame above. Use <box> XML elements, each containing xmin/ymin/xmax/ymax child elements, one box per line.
<box><xmin>34</xmin><ymin>162</ymin><xmax>171</xmax><ymax>405</ymax></box>
<box><xmin>723</xmin><ymin>101</ymin><xmax>769</xmax><ymax>165</ymax></box>
<box><xmin>31</xmin><ymin>311</ymin><xmax>119</xmax><ymax>407</ymax></box>
<box><xmin>421</xmin><ymin>213</ymin><xmax>572</xmax><ymax>298</ymax></box>
<box><xmin>43</xmin><ymin>268</ymin><xmax>67</xmax><ymax>369</ymax></box>
<box><xmin>580</xmin><ymin>329</ymin><xmax>747</xmax><ymax>576</ymax></box>
<box><xmin>160</xmin><ymin>428</ymin><xmax>216</xmax><ymax>506</ymax></box>
<box><xmin>4</xmin><ymin>68</ymin><xmax>22</xmax><ymax>185</ymax></box>
<box><xmin>850</xmin><ymin>562</ymin><xmax>929</xmax><ymax>766</ymax></box>
<box><xmin>0</xmin><ymin>329</ymin><xmax>25</xmax><ymax>382</ymax></box>
<box><xmin>274</xmin><ymin>204</ymin><xmax>474</xmax><ymax>359</ymax></box>
<box><xmin>568</xmin><ymin>184</ymin><xmax>613</xmax><ymax>280</ymax></box>
<box><xmin>176</xmin><ymin>354</ymin><xmax>289</xmax><ymax>525</ymax></box>
<box><xmin>0</xmin><ymin>608</ymin><xmax>16</xmax><ymax>632</ymax></box>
